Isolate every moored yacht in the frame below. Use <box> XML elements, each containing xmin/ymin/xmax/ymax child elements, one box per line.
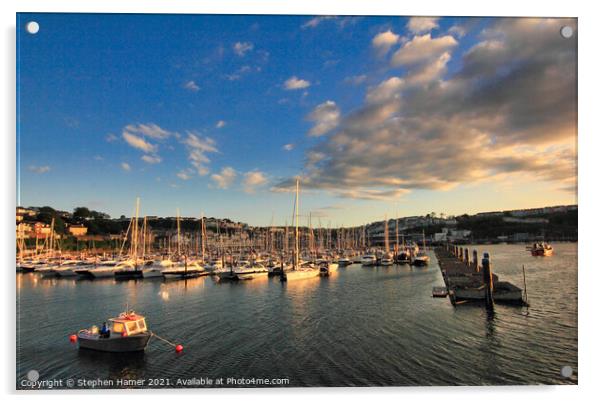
<box><xmin>361</xmin><ymin>254</ymin><xmax>377</xmax><ymax>266</ymax></box>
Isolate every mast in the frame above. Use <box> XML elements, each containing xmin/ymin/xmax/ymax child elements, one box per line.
<box><xmin>395</xmin><ymin>216</ymin><xmax>399</xmax><ymax>255</ymax></box>
<box><xmin>294</xmin><ymin>178</ymin><xmax>300</xmax><ymax>269</ymax></box>
<box><xmin>176</xmin><ymin>208</ymin><xmax>181</xmax><ymax>257</ymax></box>
<box><xmin>384</xmin><ymin>215</ymin><xmax>389</xmax><ymax>253</ymax></box>
<box><xmin>201</xmin><ymin>212</ymin><xmax>206</xmax><ymax>263</ymax></box>
<box><xmin>133</xmin><ymin>197</ymin><xmax>140</xmax><ymax>268</ymax></box>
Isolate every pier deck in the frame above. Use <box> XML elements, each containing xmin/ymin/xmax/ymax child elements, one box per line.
<box><xmin>434</xmin><ymin>246</ymin><xmax>525</xmax><ymax>306</ymax></box>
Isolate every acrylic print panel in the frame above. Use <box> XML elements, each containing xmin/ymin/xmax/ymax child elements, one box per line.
<box><xmin>16</xmin><ymin>13</ymin><xmax>577</xmax><ymax>389</ymax></box>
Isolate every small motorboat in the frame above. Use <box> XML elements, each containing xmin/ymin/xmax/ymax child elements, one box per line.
<box><xmin>76</xmin><ymin>310</ymin><xmax>152</xmax><ymax>352</ymax></box>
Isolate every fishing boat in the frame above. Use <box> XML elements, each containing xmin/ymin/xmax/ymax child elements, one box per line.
<box><xmin>76</xmin><ymin>310</ymin><xmax>151</xmax><ymax>352</ymax></box>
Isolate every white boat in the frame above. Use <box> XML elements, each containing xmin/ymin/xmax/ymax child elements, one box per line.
<box><xmin>75</xmin><ymin>260</ymin><xmax>117</xmax><ymax>278</ymax></box>
<box><xmin>141</xmin><ymin>260</ymin><xmax>172</xmax><ymax>278</ymax></box>
<box><xmin>162</xmin><ymin>260</ymin><xmax>207</xmax><ymax>279</ymax></box>
<box><xmin>412</xmin><ymin>253</ymin><xmax>430</xmax><ymax>266</ymax></box>
<box><xmin>337</xmin><ymin>257</ymin><xmax>352</xmax><ymax>266</ymax></box>
<box><xmin>282</xmin><ymin>264</ymin><xmax>320</xmax><ymax>281</ymax></box>
<box><xmin>91</xmin><ymin>260</ymin><xmax>134</xmax><ymax>278</ymax></box>
<box><xmin>55</xmin><ymin>260</ymin><xmax>91</xmax><ymax>277</ymax></box>
<box><xmin>379</xmin><ymin>254</ymin><xmax>394</xmax><ymax>266</ymax></box>
<box><xmin>361</xmin><ymin>254</ymin><xmax>377</xmax><ymax>266</ymax></box>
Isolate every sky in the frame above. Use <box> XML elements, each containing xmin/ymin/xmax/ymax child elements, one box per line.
<box><xmin>16</xmin><ymin>14</ymin><xmax>577</xmax><ymax>226</ymax></box>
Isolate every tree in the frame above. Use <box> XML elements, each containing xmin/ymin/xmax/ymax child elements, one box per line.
<box><xmin>73</xmin><ymin>207</ymin><xmax>92</xmax><ymax>219</ymax></box>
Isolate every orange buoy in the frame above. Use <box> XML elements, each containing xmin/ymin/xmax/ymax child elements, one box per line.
<box><xmin>69</xmin><ymin>334</ymin><xmax>77</xmax><ymax>343</ymax></box>
<box><xmin>175</xmin><ymin>344</ymin><xmax>183</xmax><ymax>353</ymax></box>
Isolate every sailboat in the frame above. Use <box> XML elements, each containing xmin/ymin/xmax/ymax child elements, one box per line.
<box><xmin>114</xmin><ymin>198</ymin><xmax>144</xmax><ymax>280</ymax></box>
<box><xmin>379</xmin><ymin>215</ymin><xmax>394</xmax><ymax>266</ymax></box>
<box><xmin>162</xmin><ymin>209</ymin><xmax>208</xmax><ymax>279</ymax></box>
<box><xmin>280</xmin><ymin>178</ymin><xmax>320</xmax><ymax>282</ymax></box>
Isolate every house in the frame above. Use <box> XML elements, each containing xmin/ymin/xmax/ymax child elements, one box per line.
<box><xmin>68</xmin><ymin>224</ymin><xmax>88</xmax><ymax>237</ymax></box>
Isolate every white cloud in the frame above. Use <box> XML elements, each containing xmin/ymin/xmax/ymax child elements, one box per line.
<box><xmin>366</xmin><ymin>77</ymin><xmax>405</xmax><ymax>104</ymax></box>
<box><xmin>216</xmin><ymin>120</ymin><xmax>226</xmax><ymax>128</ymax></box>
<box><xmin>141</xmin><ymin>155</ymin><xmax>162</xmax><ymax>164</ymax></box>
<box><xmin>28</xmin><ymin>165</ymin><xmax>50</xmax><ymax>174</ymax></box>
<box><xmin>407</xmin><ymin>17</ymin><xmax>440</xmax><ymax>34</ymax></box>
<box><xmin>307</xmin><ymin>100</ymin><xmax>340</xmax><ymax>136</ymax></box>
<box><xmin>105</xmin><ymin>133</ymin><xmax>118</xmax><ymax>142</ymax></box>
<box><xmin>182</xmin><ymin>132</ymin><xmax>218</xmax><ymax>176</ymax></box>
<box><xmin>283</xmin><ymin>143</ymin><xmax>295</xmax><ymax>151</ymax></box>
<box><xmin>391</xmin><ymin>33</ymin><xmax>457</xmax><ymax>67</ymax></box>
<box><xmin>121</xmin><ymin>162</ymin><xmax>131</xmax><ymax>172</ymax></box>
<box><xmin>211</xmin><ymin>167</ymin><xmax>237</xmax><ymax>189</ymax></box>
<box><xmin>448</xmin><ymin>25</ymin><xmax>467</xmax><ymax>38</ymax></box>
<box><xmin>233</xmin><ymin>42</ymin><xmax>253</xmax><ymax>56</ymax></box>
<box><xmin>372</xmin><ymin>30</ymin><xmax>400</xmax><ymax>54</ymax></box>
<box><xmin>183</xmin><ymin>80</ymin><xmax>200</xmax><ymax>92</ymax></box>
<box><xmin>301</xmin><ymin>16</ymin><xmax>336</xmax><ymax>29</ymax></box>
<box><xmin>122</xmin><ymin>131</ymin><xmax>157</xmax><ymax>154</ymax></box>
<box><xmin>344</xmin><ymin>75</ymin><xmax>368</xmax><ymax>85</ymax></box>
<box><xmin>124</xmin><ymin>123</ymin><xmax>172</xmax><ymax>140</ymax></box>
<box><xmin>176</xmin><ymin>168</ymin><xmax>194</xmax><ymax>180</ymax></box>
<box><xmin>284</xmin><ymin>76</ymin><xmax>311</xmax><ymax>90</ymax></box>
<box><xmin>274</xmin><ymin>18</ymin><xmax>577</xmax><ymax>200</ymax></box>
<box><xmin>243</xmin><ymin>170</ymin><xmax>268</xmax><ymax>193</ymax></box>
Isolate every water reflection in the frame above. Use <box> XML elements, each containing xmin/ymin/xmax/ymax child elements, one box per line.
<box><xmin>77</xmin><ymin>349</ymin><xmax>147</xmax><ymax>382</ymax></box>
<box><xmin>16</xmin><ymin>243</ymin><xmax>577</xmax><ymax>387</ymax></box>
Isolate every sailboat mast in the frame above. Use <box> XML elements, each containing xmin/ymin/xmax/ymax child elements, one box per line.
<box><xmin>295</xmin><ymin>178</ymin><xmax>300</xmax><ymax>269</ymax></box>
<box><xmin>384</xmin><ymin>215</ymin><xmax>389</xmax><ymax>252</ymax></box>
<box><xmin>133</xmin><ymin>197</ymin><xmax>140</xmax><ymax>267</ymax></box>
<box><xmin>176</xmin><ymin>208</ymin><xmax>181</xmax><ymax>256</ymax></box>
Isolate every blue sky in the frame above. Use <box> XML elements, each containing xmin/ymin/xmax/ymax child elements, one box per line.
<box><xmin>17</xmin><ymin>14</ymin><xmax>577</xmax><ymax>226</ymax></box>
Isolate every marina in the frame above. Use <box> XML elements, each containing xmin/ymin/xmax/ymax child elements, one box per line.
<box><xmin>16</xmin><ymin>243</ymin><xmax>577</xmax><ymax>387</ymax></box>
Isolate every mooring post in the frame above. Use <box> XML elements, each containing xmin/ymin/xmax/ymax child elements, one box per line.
<box><xmin>464</xmin><ymin>248</ymin><xmax>469</xmax><ymax>266</ymax></box>
<box><xmin>482</xmin><ymin>252</ymin><xmax>494</xmax><ymax>310</ymax></box>
<box><xmin>473</xmin><ymin>250</ymin><xmax>479</xmax><ymax>272</ymax></box>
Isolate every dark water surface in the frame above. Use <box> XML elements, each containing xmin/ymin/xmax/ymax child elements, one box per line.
<box><xmin>16</xmin><ymin>243</ymin><xmax>577</xmax><ymax>388</ymax></box>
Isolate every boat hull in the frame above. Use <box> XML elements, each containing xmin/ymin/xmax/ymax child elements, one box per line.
<box><xmin>281</xmin><ymin>269</ymin><xmax>319</xmax><ymax>282</ymax></box>
<box><xmin>78</xmin><ymin>333</ymin><xmax>151</xmax><ymax>353</ymax></box>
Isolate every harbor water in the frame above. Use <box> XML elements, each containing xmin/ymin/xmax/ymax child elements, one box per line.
<box><xmin>16</xmin><ymin>243</ymin><xmax>577</xmax><ymax>387</ymax></box>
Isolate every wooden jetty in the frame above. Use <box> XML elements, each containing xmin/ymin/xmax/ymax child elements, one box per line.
<box><xmin>434</xmin><ymin>245</ymin><xmax>526</xmax><ymax>308</ymax></box>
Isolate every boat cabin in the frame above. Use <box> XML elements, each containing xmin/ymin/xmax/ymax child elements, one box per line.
<box><xmin>109</xmin><ymin>312</ymin><xmax>148</xmax><ymax>336</ymax></box>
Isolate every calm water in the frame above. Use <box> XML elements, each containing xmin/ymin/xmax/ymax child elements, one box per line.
<box><xmin>16</xmin><ymin>243</ymin><xmax>577</xmax><ymax>388</ymax></box>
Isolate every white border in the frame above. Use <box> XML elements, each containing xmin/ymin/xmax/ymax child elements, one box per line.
<box><xmin>2</xmin><ymin>0</ymin><xmax>601</xmax><ymax>401</ymax></box>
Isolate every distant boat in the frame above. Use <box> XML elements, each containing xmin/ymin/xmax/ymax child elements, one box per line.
<box><xmin>530</xmin><ymin>242</ymin><xmax>553</xmax><ymax>257</ymax></box>
<box><xmin>76</xmin><ymin>310</ymin><xmax>151</xmax><ymax>353</ymax></box>
<box><xmin>379</xmin><ymin>254</ymin><xmax>394</xmax><ymax>266</ymax></box>
<box><xmin>411</xmin><ymin>230</ymin><xmax>430</xmax><ymax>266</ymax></box>
<box><xmin>337</xmin><ymin>257</ymin><xmax>352</xmax><ymax>266</ymax></box>
<box><xmin>361</xmin><ymin>254</ymin><xmax>377</xmax><ymax>266</ymax></box>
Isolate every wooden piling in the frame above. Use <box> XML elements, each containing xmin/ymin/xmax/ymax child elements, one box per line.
<box><xmin>464</xmin><ymin>248</ymin><xmax>469</xmax><ymax>266</ymax></box>
<box><xmin>472</xmin><ymin>250</ymin><xmax>479</xmax><ymax>272</ymax></box>
<box><xmin>482</xmin><ymin>252</ymin><xmax>494</xmax><ymax>310</ymax></box>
